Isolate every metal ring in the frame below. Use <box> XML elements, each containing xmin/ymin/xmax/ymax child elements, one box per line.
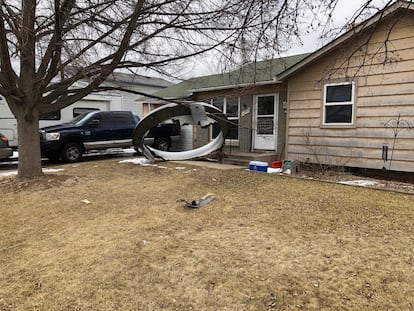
<box><xmin>133</xmin><ymin>102</ymin><xmax>228</xmax><ymax>161</ymax></box>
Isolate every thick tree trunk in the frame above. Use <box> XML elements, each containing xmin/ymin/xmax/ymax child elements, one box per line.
<box><xmin>16</xmin><ymin>113</ymin><xmax>43</xmax><ymax>179</ymax></box>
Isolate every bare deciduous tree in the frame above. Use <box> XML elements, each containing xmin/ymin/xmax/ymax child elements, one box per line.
<box><xmin>1</xmin><ymin>0</ymin><xmax>344</xmax><ymax>178</ymax></box>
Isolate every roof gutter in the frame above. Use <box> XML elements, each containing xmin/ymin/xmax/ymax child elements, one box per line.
<box><xmin>189</xmin><ymin>78</ymin><xmax>283</xmax><ymax>93</ymax></box>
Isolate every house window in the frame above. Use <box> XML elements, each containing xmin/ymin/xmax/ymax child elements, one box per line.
<box><xmin>41</xmin><ymin>111</ymin><xmax>61</xmax><ymax>120</ymax></box>
<box><xmin>323</xmin><ymin>82</ymin><xmax>354</xmax><ymax>125</ymax></box>
<box><xmin>212</xmin><ymin>97</ymin><xmax>239</xmax><ymax>141</ymax></box>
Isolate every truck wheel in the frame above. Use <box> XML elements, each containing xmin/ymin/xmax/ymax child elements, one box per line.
<box><xmin>61</xmin><ymin>142</ymin><xmax>82</xmax><ymax>163</ymax></box>
<box><xmin>153</xmin><ymin>137</ymin><xmax>170</xmax><ymax>151</ymax></box>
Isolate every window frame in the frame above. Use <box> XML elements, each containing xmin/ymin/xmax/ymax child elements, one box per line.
<box><xmin>322</xmin><ymin>81</ymin><xmax>356</xmax><ymax>127</ymax></box>
<box><xmin>211</xmin><ymin>96</ymin><xmax>240</xmax><ymax>143</ymax></box>
<box><xmin>40</xmin><ymin>111</ymin><xmax>61</xmax><ymax>121</ymax></box>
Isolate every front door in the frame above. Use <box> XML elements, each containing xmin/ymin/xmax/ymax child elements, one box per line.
<box><xmin>253</xmin><ymin>94</ymin><xmax>278</xmax><ymax>150</ymax></box>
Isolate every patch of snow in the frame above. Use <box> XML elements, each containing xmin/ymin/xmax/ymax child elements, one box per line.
<box><xmin>119</xmin><ymin>157</ymin><xmax>176</xmax><ymax>170</ymax></box>
<box><xmin>338</xmin><ymin>180</ymin><xmax>381</xmax><ymax>187</ymax></box>
<box><xmin>0</xmin><ymin>167</ymin><xmax>64</xmax><ymax>177</ymax></box>
<box><xmin>0</xmin><ymin>170</ymin><xmax>17</xmax><ymax>177</ymax></box>
<box><xmin>43</xmin><ymin>168</ymin><xmax>65</xmax><ymax>173</ymax></box>
<box><xmin>119</xmin><ymin>157</ymin><xmax>154</xmax><ymax>166</ymax></box>
<box><xmin>175</xmin><ymin>167</ymin><xmax>187</xmax><ymax>170</ymax></box>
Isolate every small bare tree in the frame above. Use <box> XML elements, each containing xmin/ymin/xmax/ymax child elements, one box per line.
<box><xmin>301</xmin><ymin>129</ymin><xmax>355</xmax><ymax>174</ymax></box>
<box><xmin>1</xmin><ymin>0</ymin><xmax>344</xmax><ymax>178</ymax></box>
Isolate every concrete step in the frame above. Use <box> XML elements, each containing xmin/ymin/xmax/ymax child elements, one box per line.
<box><xmin>222</xmin><ymin>157</ymin><xmax>251</xmax><ymax>167</ymax></box>
<box><xmin>222</xmin><ymin>151</ymin><xmax>279</xmax><ymax>167</ymax></box>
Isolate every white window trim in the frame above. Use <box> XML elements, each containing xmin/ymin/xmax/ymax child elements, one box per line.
<box><xmin>322</xmin><ymin>81</ymin><xmax>355</xmax><ymax>126</ymax></box>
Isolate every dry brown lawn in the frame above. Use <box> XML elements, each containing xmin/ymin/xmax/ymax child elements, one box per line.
<box><xmin>1</xmin><ymin>158</ymin><xmax>414</xmax><ymax>310</ymax></box>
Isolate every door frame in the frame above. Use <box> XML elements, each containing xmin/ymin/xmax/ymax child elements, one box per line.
<box><xmin>252</xmin><ymin>93</ymin><xmax>278</xmax><ymax>151</ymax></box>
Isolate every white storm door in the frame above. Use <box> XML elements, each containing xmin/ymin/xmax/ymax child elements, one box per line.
<box><xmin>253</xmin><ymin>94</ymin><xmax>278</xmax><ymax>150</ymax></box>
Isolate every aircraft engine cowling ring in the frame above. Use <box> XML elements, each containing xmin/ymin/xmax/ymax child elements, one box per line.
<box><xmin>133</xmin><ymin>102</ymin><xmax>229</xmax><ymax>162</ymax></box>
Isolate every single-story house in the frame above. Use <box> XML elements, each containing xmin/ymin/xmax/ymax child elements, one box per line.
<box><xmin>143</xmin><ymin>54</ymin><xmax>308</xmax><ymax>162</ymax></box>
<box><xmin>278</xmin><ymin>0</ymin><xmax>414</xmax><ymax>173</ymax></box>
<box><xmin>145</xmin><ymin>0</ymin><xmax>414</xmax><ymax>172</ymax></box>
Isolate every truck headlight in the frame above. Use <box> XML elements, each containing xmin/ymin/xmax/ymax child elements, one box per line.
<box><xmin>45</xmin><ymin>132</ymin><xmax>61</xmax><ymax>141</ymax></box>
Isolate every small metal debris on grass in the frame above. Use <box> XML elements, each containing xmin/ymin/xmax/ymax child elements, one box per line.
<box><xmin>177</xmin><ymin>193</ymin><xmax>216</xmax><ymax>208</ymax></box>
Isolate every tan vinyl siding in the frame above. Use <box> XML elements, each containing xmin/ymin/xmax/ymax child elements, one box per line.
<box><xmin>286</xmin><ymin>12</ymin><xmax>414</xmax><ymax>172</ymax></box>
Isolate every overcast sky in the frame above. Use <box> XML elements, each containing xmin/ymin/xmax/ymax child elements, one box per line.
<box><xmin>183</xmin><ymin>0</ymin><xmax>392</xmax><ymax>78</ymax></box>
<box><xmin>293</xmin><ymin>0</ymin><xmax>391</xmax><ymax>53</ymax></box>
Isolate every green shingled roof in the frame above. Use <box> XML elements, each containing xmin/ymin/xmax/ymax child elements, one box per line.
<box><xmin>153</xmin><ymin>53</ymin><xmax>309</xmax><ymax>99</ymax></box>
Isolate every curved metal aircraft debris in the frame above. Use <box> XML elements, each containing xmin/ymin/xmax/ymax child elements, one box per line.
<box><xmin>133</xmin><ymin>102</ymin><xmax>229</xmax><ymax>162</ymax></box>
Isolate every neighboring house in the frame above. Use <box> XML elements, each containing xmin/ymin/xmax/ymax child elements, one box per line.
<box><xmin>277</xmin><ymin>0</ymin><xmax>414</xmax><ymax>173</ymax></box>
<box><xmin>145</xmin><ymin>54</ymin><xmax>308</xmax><ymax>161</ymax></box>
<box><xmin>104</xmin><ymin>72</ymin><xmax>172</xmax><ymax>117</ymax></box>
<box><xmin>0</xmin><ymin>72</ymin><xmax>172</xmax><ymax>147</ymax></box>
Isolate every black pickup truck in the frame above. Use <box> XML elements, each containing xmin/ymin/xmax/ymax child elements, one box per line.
<box><xmin>40</xmin><ymin>110</ymin><xmax>180</xmax><ymax>163</ymax></box>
